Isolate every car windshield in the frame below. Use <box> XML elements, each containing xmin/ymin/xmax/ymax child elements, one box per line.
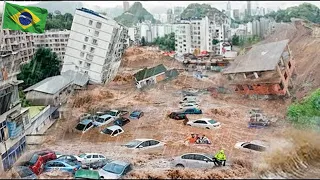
<box><xmin>106</xmin><ymin>111</ymin><xmax>117</xmax><ymax>116</ymax></box>
<box><xmin>66</xmin><ymin>161</ymin><xmax>77</xmax><ymax>166</ymax></box>
<box><xmin>124</xmin><ymin>140</ymin><xmax>142</xmax><ymax>148</ymax></box>
<box><xmin>102</xmin><ymin>128</ymin><xmax>113</xmax><ymax>135</ymax></box>
<box><xmin>102</xmin><ymin>163</ymin><xmax>125</xmax><ymax>174</ymax></box>
<box><xmin>96</xmin><ymin>118</ymin><xmax>105</xmax><ymax>123</ymax></box>
<box><xmin>79</xmin><ymin>154</ymin><xmax>86</xmax><ymax>158</ymax></box>
<box><xmin>17</xmin><ymin>167</ymin><xmax>34</xmax><ymax>177</ymax></box>
<box><xmin>208</xmin><ymin>120</ymin><xmax>217</xmax><ymax>124</ymax></box>
<box><xmin>130</xmin><ymin>112</ymin><xmax>139</xmax><ymax>117</ymax></box>
<box><xmin>75</xmin><ymin>124</ymin><xmax>86</xmax><ymax>131</ymax></box>
<box><xmin>29</xmin><ymin>154</ymin><xmax>39</xmax><ymax>166</ymax></box>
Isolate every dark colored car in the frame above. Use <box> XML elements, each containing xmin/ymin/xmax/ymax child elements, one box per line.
<box><xmin>179</xmin><ymin>108</ymin><xmax>202</xmax><ymax>114</ymax></box>
<box><xmin>13</xmin><ymin>166</ymin><xmax>37</xmax><ymax>179</ymax></box>
<box><xmin>113</xmin><ymin>117</ymin><xmax>130</xmax><ymax>126</ymax></box>
<box><xmin>82</xmin><ymin>159</ymin><xmax>112</xmax><ymax>170</ymax></box>
<box><xmin>129</xmin><ymin>111</ymin><xmax>144</xmax><ymax>119</ymax></box>
<box><xmin>57</xmin><ymin>155</ymin><xmax>78</xmax><ymax>163</ymax></box>
<box><xmin>168</xmin><ymin>112</ymin><xmax>187</xmax><ymax>120</ymax></box>
<box><xmin>24</xmin><ymin>154</ymin><xmax>44</xmax><ymax>175</ymax></box>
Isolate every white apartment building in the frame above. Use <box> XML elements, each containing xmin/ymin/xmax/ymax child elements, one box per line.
<box><xmin>174</xmin><ymin>16</ymin><xmax>227</xmax><ymax>55</ymax></box>
<box><xmin>61</xmin><ymin>8</ymin><xmax>128</xmax><ymax>84</ymax></box>
<box><xmin>33</xmin><ymin>29</ymin><xmax>70</xmax><ymax>61</ymax></box>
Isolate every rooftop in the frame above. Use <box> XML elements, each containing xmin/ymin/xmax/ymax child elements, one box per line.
<box><xmin>28</xmin><ymin>106</ymin><xmax>45</xmax><ymax>119</ymax></box>
<box><xmin>61</xmin><ymin>70</ymin><xmax>89</xmax><ymax>87</ymax></box>
<box><xmin>76</xmin><ymin>7</ymin><xmax>112</xmax><ymax>22</ymax></box>
<box><xmin>223</xmin><ymin>39</ymin><xmax>290</xmax><ymax>74</ymax></box>
<box><xmin>134</xmin><ymin>64</ymin><xmax>167</xmax><ymax>81</ymax></box>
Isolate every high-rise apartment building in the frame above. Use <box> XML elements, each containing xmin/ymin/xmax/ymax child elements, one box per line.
<box><xmin>167</xmin><ymin>9</ymin><xmax>174</xmax><ymax>24</ymax></box>
<box><xmin>123</xmin><ymin>1</ymin><xmax>130</xmax><ymax>12</ymax></box>
<box><xmin>247</xmin><ymin>1</ymin><xmax>251</xmax><ymax>16</ymax></box>
<box><xmin>33</xmin><ymin>29</ymin><xmax>70</xmax><ymax>61</ymax></box>
<box><xmin>61</xmin><ymin>8</ymin><xmax>128</xmax><ymax>84</ymax></box>
<box><xmin>174</xmin><ymin>16</ymin><xmax>227</xmax><ymax>55</ymax></box>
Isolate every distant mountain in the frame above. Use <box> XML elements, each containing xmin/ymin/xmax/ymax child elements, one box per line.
<box><xmin>114</xmin><ymin>2</ymin><xmax>156</xmax><ymax>27</ymax></box>
<box><xmin>180</xmin><ymin>3</ymin><xmax>227</xmax><ymax>24</ymax></box>
<box><xmin>32</xmin><ymin>1</ymin><xmax>83</xmax><ymax>14</ymax></box>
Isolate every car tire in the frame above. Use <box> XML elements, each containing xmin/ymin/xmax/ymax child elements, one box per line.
<box><xmin>176</xmin><ymin>164</ymin><xmax>185</xmax><ymax>168</ymax></box>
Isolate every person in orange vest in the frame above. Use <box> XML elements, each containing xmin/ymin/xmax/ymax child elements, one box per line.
<box><xmin>185</xmin><ymin>134</ymin><xmax>197</xmax><ymax>144</ymax></box>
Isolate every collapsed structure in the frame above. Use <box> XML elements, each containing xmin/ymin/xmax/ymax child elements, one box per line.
<box><xmin>223</xmin><ymin>39</ymin><xmax>295</xmax><ymax>96</ymax></box>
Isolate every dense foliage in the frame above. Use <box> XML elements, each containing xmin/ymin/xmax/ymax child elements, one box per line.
<box><xmin>265</xmin><ymin>3</ymin><xmax>320</xmax><ymax>23</ymax></box>
<box><xmin>141</xmin><ymin>36</ymin><xmax>146</xmax><ymax>46</ymax></box>
<box><xmin>180</xmin><ymin>3</ymin><xmax>225</xmax><ymax>19</ymax></box>
<box><xmin>114</xmin><ymin>2</ymin><xmax>156</xmax><ymax>27</ymax></box>
<box><xmin>18</xmin><ymin>48</ymin><xmax>61</xmax><ymax>90</ymax></box>
<box><xmin>153</xmin><ymin>33</ymin><xmax>175</xmax><ymax>51</ymax></box>
<box><xmin>45</xmin><ymin>13</ymin><xmax>73</xmax><ymax>30</ymax></box>
<box><xmin>231</xmin><ymin>34</ymin><xmax>260</xmax><ymax>47</ymax></box>
<box><xmin>288</xmin><ymin>89</ymin><xmax>320</xmax><ymax>127</ymax></box>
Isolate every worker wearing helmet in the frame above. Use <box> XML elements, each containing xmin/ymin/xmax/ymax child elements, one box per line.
<box><xmin>214</xmin><ymin>150</ymin><xmax>227</xmax><ymax>166</ymax></box>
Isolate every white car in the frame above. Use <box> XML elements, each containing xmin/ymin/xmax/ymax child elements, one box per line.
<box><xmin>123</xmin><ymin>139</ymin><xmax>165</xmax><ymax>151</ymax></box>
<box><xmin>172</xmin><ymin>153</ymin><xmax>217</xmax><ymax>168</ymax></box>
<box><xmin>98</xmin><ymin>160</ymin><xmax>132</xmax><ymax>179</ymax></box>
<box><xmin>75</xmin><ymin>153</ymin><xmax>106</xmax><ymax>165</ymax></box>
<box><xmin>234</xmin><ymin>140</ymin><xmax>269</xmax><ymax>153</ymax></box>
<box><xmin>100</xmin><ymin>125</ymin><xmax>124</xmax><ymax>137</ymax></box>
<box><xmin>93</xmin><ymin>114</ymin><xmax>115</xmax><ymax>127</ymax></box>
<box><xmin>187</xmin><ymin>118</ymin><xmax>221</xmax><ymax>129</ymax></box>
<box><xmin>179</xmin><ymin>103</ymin><xmax>199</xmax><ymax>109</ymax></box>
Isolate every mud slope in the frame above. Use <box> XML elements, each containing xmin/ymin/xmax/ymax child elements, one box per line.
<box><xmin>261</xmin><ymin>22</ymin><xmax>320</xmax><ymax>99</ymax></box>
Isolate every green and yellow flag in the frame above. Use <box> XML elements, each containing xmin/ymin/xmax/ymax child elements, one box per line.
<box><xmin>2</xmin><ymin>2</ymin><xmax>48</xmax><ymax>33</ymax></box>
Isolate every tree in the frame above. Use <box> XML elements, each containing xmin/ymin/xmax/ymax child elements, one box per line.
<box><xmin>141</xmin><ymin>36</ymin><xmax>146</xmax><ymax>46</ymax></box>
<box><xmin>212</xmin><ymin>39</ymin><xmax>219</xmax><ymax>45</ymax></box>
<box><xmin>45</xmin><ymin>12</ymin><xmax>73</xmax><ymax>30</ymax></box>
<box><xmin>231</xmin><ymin>34</ymin><xmax>240</xmax><ymax>46</ymax></box>
<box><xmin>18</xmin><ymin>48</ymin><xmax>61</xmax><ymax>89</ymax></box>
<box><xmin>152</xmin><ymin>33</ymin><xmax>175</xmax><ymax>51</ymax></box>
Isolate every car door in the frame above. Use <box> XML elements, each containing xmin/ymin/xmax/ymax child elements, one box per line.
<box><xmin>194</xmin><ymin>155</ymin><xmax>215</xmax><ymax>168</ymax></box>
<box><xmin>55</xmin><ymin>162</ymin><xmax>66</xmax><ymax>171</ymax></box>
<box><xmin>111</xmin><ymin>130</ymin><xmax>119</xmax><ymax>137</ymax></box>
<box><xmin>137</xmin><ymin>141</ymin><xmax>150</xmax><ymax>150</ymax></box>
<box><xmin>92</xmin><ymin>154</ymin><xmax>100</xmax><ymax>163</ymax></box>
<box><xmin>192</xmin><ymin>120</ymin><xmax>205</xmax><ymax>128</ymax></box>
<box><xmin>83</xmin><ymin>155</ymin><xmax>92</xmax><ymax>164</ymax></box>
<box><xmin>122</xmin><ymin>164</ymin><xmax>133</xmax><ymax>176</ymax></box>
<box><xmin>181</xmin><ymin>154</ymin><xmax>196</xmax><ymax>168</ymax></box>
<box><xmin>84</xmin><ymin>122</ymin><xmax>93</xmax><ymax>132</ymax></box>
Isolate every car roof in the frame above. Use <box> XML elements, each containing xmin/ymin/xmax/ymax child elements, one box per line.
<box><xmin>133</xmin><ymin>138</ymin><xmax>158</xmax><ymax>142</ymax></box>
<box><xmin>82</xmin><ymin>153</ymin><xmax>104</xmax><ymax>156</ymax></box>
<box><xmin>99</xmin><ymin>114</ymin><xmax>113</xmax><ymax>118</ymax></box>
<box><xmin>106</xmin><ymin>125</ymin><xmax>123</xmax><ymax>131</ymax></box>
<box><xmin>48</xmin><ymin>159</ymin><xmax>70</xmax><ymax>163</ymax></box>
<box><xmin>197</xmin><ymin>118</ymin><xmax>213</xmax><ymax>121</ymax></box>
<box><xmin>181</xmin><ymin>153</ymin><xmax>211</xmax><ymax>157</ymax></box>
<box><xmin>131</xmin><ymin>111</ymin><xmax>141</xmax><ymax>114</ymax></box>
<box><xmin>80</xmin><ymin>119</ymin><xmax>92</xmax><ymax>125</ymax></box>
<box><xmin>109</xmin><ymin>160</ymin><xmax>130</xmax><ymax>166</ymax></box>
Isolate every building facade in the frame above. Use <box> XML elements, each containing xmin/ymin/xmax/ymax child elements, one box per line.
<box><xmin>61</xmin><ymin>8</ymin><xmax>128</xmax><ymax>84</ymax></box>
<box><xmin>174</xmin><ymin>16</ymin><xmax>228</xmax><ymax>55</ymax></box>
<box><xmin>123</xmin><ymin>1</ymin><xmax>130</xmax><ymax>12</ymax></box>
<box><xmin>33</xmin><ymin>29</ymin><xmax>70</xmax><ymax>61</ymax></box>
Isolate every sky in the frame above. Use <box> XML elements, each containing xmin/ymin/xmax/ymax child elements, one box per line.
<box><xmin>0</xmin><ymin>1</ymin><xmax>319</xmax><ymax>13</ymax></box>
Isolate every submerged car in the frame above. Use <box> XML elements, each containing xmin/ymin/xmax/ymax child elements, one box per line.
<box><xmin>44</xmin><ymin>159</ymin><xmax>81</xmax><ymax>174</ymax></box>
<box><xmin>179</xmin><ymin>108</ymin><xmax>202</xmax><ymax>114</ymax></box>
<box><xmin>123</xmin><ymin>139</ymin><xmax>165</xmax><ymax>151</ymax></box>
<box><xmin>179</xmin><ymin>103</ymin><xmax>199</xmax><ymax>109</ymax></box>
<box><xmin>75</xmin><ymin>119</ymin><xmax>94</xmax><ymax>133</ymax></box>
<box><xmin>172</xmin><ymin>153</ymin><xmax>218</xmax><ymax>168</ymax></box>
<box><xmin>234</xmin><ymin>140</ymin><xmax>269</xmax><ymax>152</ymax></box>
<box><xmin>113</xmin><ymin>117</ymin><xmax>130</xmax><ymax>127</ymax></box>
<box><xmin>57</xmin><ymin>155</ymin><xmax>78</xmax><ymax>163</ymax></box>
<box><xmin>82</xmin><ymin>159</ymin><xmax>112</xmax><ymax>170</ymax></box>
<box><xmin>75</xmin><ymin>153</ymin><xmax>106</xmax><ymax>165</ymax></box>
<box><xmin>98</xmin><ymin>160</ymin><xmax>133</xmax><ymax>179</ymax></box>
<box><xmin>93</xmin><ymin>114</ymin><xmax>115</xmax><ymax>127</ymax></box>
<box><xmin>187</xmin><ymin>118</ymin><xmax>221</xmax><ymax>129</ymax></box>
<box><xmin>13</xmin><ymin>166</ymin><xmax>37</xmax><ymax>179</ymax></box>
<box><xmin>100</xmin><ymin>125</ymin><xmax>124</xmax><ymax>137</ymax></box>
<box><xmin>129</xmin><ymin>111</ymin><xmax>144</xmax><ymax>119</ymax></box>
<box><xmin>168</xmin><ymin>112</ymin><xmax>187</xmax><ymax>120</ymax></box>
<box><xmin>74</xmin><ymin>169</ymin><xmax>102</xmax><ymax>179</ymax></box>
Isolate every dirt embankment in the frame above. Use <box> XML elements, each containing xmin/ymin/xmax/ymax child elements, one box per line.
<box><xmin>261</xmin><ymin>22</ymin><xmax>320</xmax><ymax>99</ymax></box>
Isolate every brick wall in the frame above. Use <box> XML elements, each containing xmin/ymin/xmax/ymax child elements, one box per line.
<box><xmin>234</xmin><ymin>83</ymin><xmax>286</xmax><ymax>95</ymax></box>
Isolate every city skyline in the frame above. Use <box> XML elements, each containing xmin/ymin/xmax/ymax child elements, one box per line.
<box><xmin>0</xmin><ymin>1</ymin><xmax>319</xmax><ymax>13</ymax></box>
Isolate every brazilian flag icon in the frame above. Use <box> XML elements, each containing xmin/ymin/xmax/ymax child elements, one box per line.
<box><xmin>2</xmin><ymin>2</ymin><xmax>48</xmax><ymax>34</ymax></box>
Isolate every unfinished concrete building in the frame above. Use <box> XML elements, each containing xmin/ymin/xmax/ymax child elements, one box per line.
<box><xmin>223</xmin><ymin>39</ymin><xmax>295</xmax><ymax>96</ymax></box>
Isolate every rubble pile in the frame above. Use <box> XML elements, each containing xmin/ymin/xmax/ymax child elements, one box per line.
<box><xmin>112</xmin><ymin>74</ymin><xmax>134</xmax><ymax>83</ymax></box>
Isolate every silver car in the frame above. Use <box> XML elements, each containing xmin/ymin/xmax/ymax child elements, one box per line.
<box><xmin>172</xmin><ymin>153</ymin><xmax>216</xmax><ymax>168</ymax></box>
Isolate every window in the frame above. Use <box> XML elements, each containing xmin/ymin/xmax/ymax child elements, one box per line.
<box><xmin>140</xmin><ymin>141</ymin><xmax>150</xmax><ymax>147</ymax></box>
<box><xmin>0</xmin><ymin>122</ymin><xmax>7</xmax><ymax>142</ymax></box>
<box><xmin>86</xmin><ymin>54</ymin><xmax>94</xmax><ymax>60</ymax></box>
<box><xmin>96</xmin><ymin>22</ymin><xmax>102</xmax><ymax>29</ymax></box>
<box><xmin>194</xmin><ymin>120</ymin><xmax>207</xmax><ymax>124</ymax></box>
<box><xmin>112</xmin><ymin>130</ymin><xmax>119</xmax><ymax>136</ymax></box>
<box><xmin>284</xmin><ymin>72</ymin><xmax>288</xmax><ymax>80</ymax></box>
<box><xmin>89</xmin><ymin>20</ymin><xmax>93</xmax><ymax>25</ymax></box>
<box><xmin>93</xmin><ymin>155</ymin><xmax>99</xmax><ymax>158</ymax></box>
<box><xmin>90</xmin><ymin>47</ymin><xmax>95</xmax><ymax>53</ymax></box>
<box><xmin>94</xmin><ymin>31</ymin><xmax>99</xmax><ymax>36</ymax></box>
<box><xmin>248</xmin><ymin>85</ymin><xmax>254</xmax><ymax>90</ymax></box>
<box><xmin>87</xmin><ymin>155</ymin><xmax>92</xmax><ymax>158</ymax></box>
<box><xmin>149</xmin><ymin>140</ymin><xmax>160</xmax><ymax>146</ymax></box>
<box><xmin>288</xmin><ymin>61</ymin><xmax>292</xmax><ymax>69</ymax></box>
<box><xmin>92</xmin><ymin>39</ymin><xmax>98</xmax><ymax>45</ymax></box>
<box><xmin>82</xmin><ymin>45</ymin><xmax>86</xmax><ymax>50</ymax></box>
<box><xmin>84</xmin><ymin>71</ymin><xmax>88</xmax><ymax>74</ymax></box>
<box><xmin>79</xmin><ymin>61</ymin><xmax>83</xmax><ymax>65</ymax></box>
<box><xmin>194</xmin><ymin>155</ymin><xmax>207</xmax><ymax>161</ymax></box>
<box><xmin>84</xmin><ymin>37</ymin><xmax>89</xmax><ymax>42</ymax></box>
<box><xmin>181</xmin><ymin>154</ymin><xmax>195</xmax><ymax>160</ymax></box>
<box><xmin>80</xmin><ymin>52</ymin><xmax>85</xmax><ymax>57</ymax></box>
<box><xmin>85</xmin><ymin>62</ymin><xmax>91</xmax><ymax>68</ymax></box>
<box><xmin>99</xmin><ymin>155</ymin><xmax>105</xmax><ymax>158</ymax></box>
